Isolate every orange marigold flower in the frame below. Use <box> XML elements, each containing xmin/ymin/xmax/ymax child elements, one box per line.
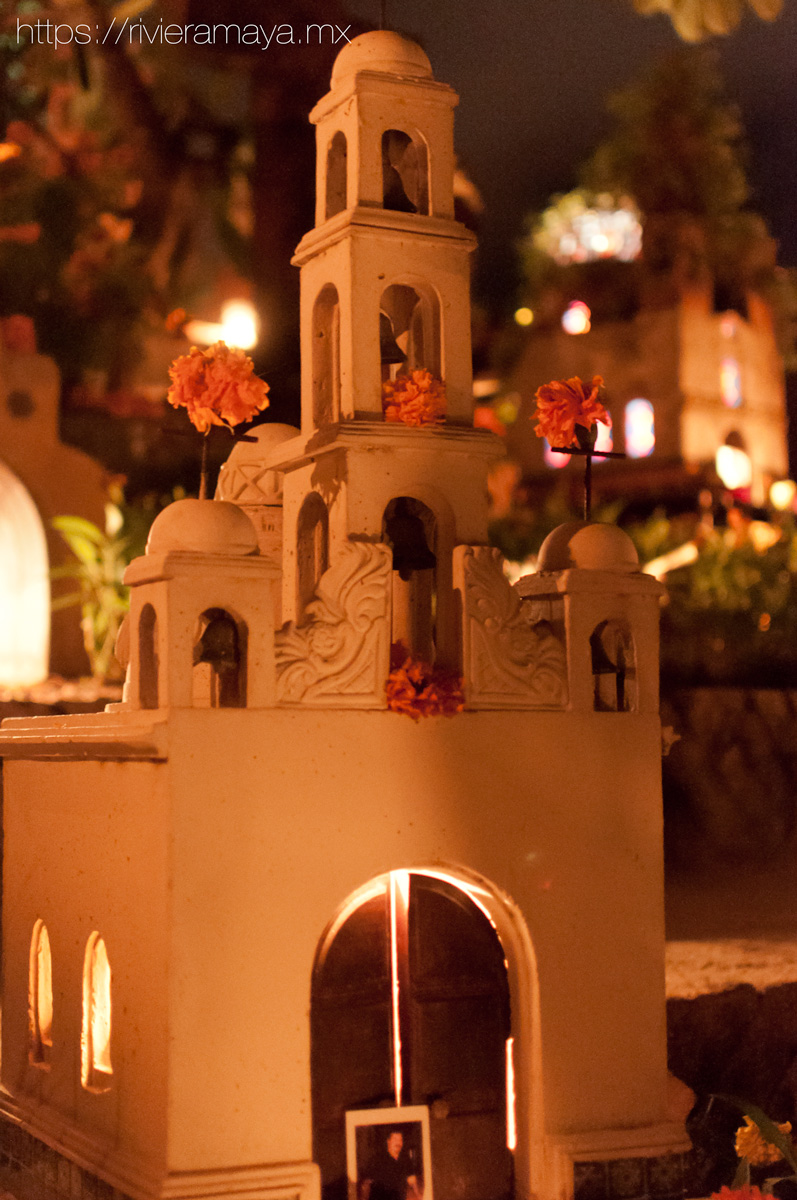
<box><xmin>0</xmin><ymin>142</ymin><xmax>22</xmax><ymax>163</ymax></box>
<box><xmin>532</xmin><ymin>375</ymin><xmax>610</xmax><ymax>448</ymax></box>
<box><xmin>167</xmin><ymin>342</ymin><xmax>269</xmax><ymax>434</ymax></box>
<box><xmin>711</xmin><ymin>1187</ymin><xmax>769</xmax><ymax>1200</ymax></box>
<box><xmin>386</xmin><ymin>642</ymin><xmax>465</xmax><ymax>720</ymax></box>
<box><xmin>734</xmin><ymin>1117</ymin><xmax>793</xmax><ymax>1166</ymax></box>
<box><xmin>382</xmin><ymin>369</ymin><xmax>446</xmax><ymax>427</ymax></box>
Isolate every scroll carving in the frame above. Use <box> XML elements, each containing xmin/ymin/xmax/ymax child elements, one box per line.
<box><xmin>454</xmin><ymin>545</ymin><xmax>567</xmax><ymax>708</ymax></box>
<box><xmin>275</xmin><ymin>541</ymin><xmax>391</xmax><ymax>705</ymax></box>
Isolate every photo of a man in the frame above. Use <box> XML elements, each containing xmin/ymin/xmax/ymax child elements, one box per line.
<box><xmin>346</xmin><ymin>1109</ymin><xmax>431</xmax><ymax>1200</ymax></box>
<box><xmin>359</xmin><ymin>1128</ymin><xmax>422</xmax><ymax>1200</ymax></box>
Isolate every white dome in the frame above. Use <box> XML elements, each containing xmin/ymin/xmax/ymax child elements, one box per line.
<box><xmin>537</xmin><ymin>522</ymin><xmax>639</xmax><ymax>574</ymax></box>
<box><xmin>146</xmin><ymin>499</ymin><xmax>259</xmax><ymax>557</ymax></box>
<box><xmin>331</xmin><ymin>31</ymin><xmax>433</xmax><ymax>86</ymax></box>
<box><xmin>215</xmin><ymin>423</ymin><xmax>299</xmax><ymax>505</ymax></box>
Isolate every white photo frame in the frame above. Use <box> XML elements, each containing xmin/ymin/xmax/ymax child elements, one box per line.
<box><xmin>345</xmin><ymin>1105</ymin><xmax>433</xmax><ymax>1200</ymax></box>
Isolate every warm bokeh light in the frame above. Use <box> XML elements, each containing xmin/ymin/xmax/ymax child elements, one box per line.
<box><xmin>29</xmin><ymin>920</ymin><xmax>53</xmax><ymax>1064</ymax></box>
<box><xmin>184</xmin><ymin>299</ymin><xmax>259</xmax><ymax>350</ymax></box>
<box><xmin>561</xmin><ymin>301</ymin><xmax>591</xmax><ymax>335</ymax></box>
<box><xmin>769</xmin><ymin>479</ymin><xmax>796</xmax><ymax>511</ymax></box>
<box><xmin>533</xmin><ymin>190</ymin><xmax>642</xmax><ymax>265</ymax></box>
<box><xmin>716</xmin><ymin>444</ymin><xmax>752</xmax><ymax>490</ymax></box>
<box><xmin>624</xmin><ymin>398</ymin><xmax>655</xmax><ymax>459</ymax></box>
<box><xmin>543</xmin><ymin>438</ymin><xmax>570</xmax><ymax>468</ymax></box>
<box><xmin>0</xmin><ymin>461</ymin><xmax>49</xmax><ymax>687</ymax></box>
<box><xmin>514</xmin><ymin>307</ymin><xmax>534</xmax><ymax>326</ymax></box>
<box><xmin>505</xmin><ymin>1037</ymin><xmax>517</xmax><ymax>1151</ymax></box>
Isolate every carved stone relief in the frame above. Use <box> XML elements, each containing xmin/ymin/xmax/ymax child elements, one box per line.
<box><xmin>275</xmin><ymin>541</ymin><xmax>392</xmax><ymax>706</ymax></box>
<box><xmin>454</xmin><ymin>545</ymin><xmax>568</xmax><ymax>708</ymax></box>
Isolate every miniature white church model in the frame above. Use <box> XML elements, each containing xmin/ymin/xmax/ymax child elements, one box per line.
<box><xmin>0</xmin><ymin>31</ymin><xmax>692</xmax><ymax>1200</ymax></box>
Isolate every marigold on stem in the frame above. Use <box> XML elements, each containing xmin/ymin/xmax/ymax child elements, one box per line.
<box><xmin>711</xmin><ymin>1186</ymin><xmax>769</xmax><ymax>1200</ymax></box>
<box><xmin>734</xmin><ymin>1117</ymin><xmax>793</xmax><ymax>1166</ymax></box>
<box><xmin>167</xmin><ymin>342</ymin><xmax>269</xmax><ymax>433</ymax></box>
<box><xmin>382</xmin><ymin>369</ymin><xmax>446</xmax><ymax>427</ymax></box>
<box><xmin>532</xmin><ymin>375</ymin><xmax>610</xmax><ymax>448</ymax></box>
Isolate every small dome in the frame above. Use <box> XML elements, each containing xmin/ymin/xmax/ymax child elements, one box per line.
<box><xmin>537</xmin><ymin>522</ymin><xmax>639</xmax><ymax>574</ymax></box>
<box><xmin>215</xmin><ymin>422</ymin><xmax>299</xmax><ymax>505</ymax></box>
<box><xmin>147</xmin><ymin>498</ymin><xmax>259</xmax><ymax>557</ymax></box>
<box><xmin>331</xmin><ymin>31</ymin><xmax>433</xmax><ymax>86</ymax></box>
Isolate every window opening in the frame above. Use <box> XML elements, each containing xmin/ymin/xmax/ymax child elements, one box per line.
<box><xmin>29</xmin><ymin>920</ymin><xmax>53</xmax><ymax>1067</ymax></box>
<box><xmin>297</xmin><ymin>494</ymin><xmax>330</xmax><ymax>617</ymax></box>
<box><xmin>138</xmin><ymin>603</ymin><xmax>159</xmax><ymax>709</ymax></box>
<box><xmin>381</xmin><ymin>130</ymin><xmax>429</xmax><ymax>215</ymax></box>
<box><xmin>192</xmin><ymin>608</ymin><xmax>246</xmax><ymax>707</ymax></box>
<box><xmin>383</xmin><ymin>498</ymin><xmax>437</xmax><ymax>664</ymax></box>
<box><xmin>590</xmin><ymin>620</ymin><xmax>635</xmax><ymax>711</ymax></box>
<box><xmin>313</xmin><ymin>286</ymin><xmax>341</xmax><ymax>426</ymax></box>
<box><xmin>81</xmin><ymin>933</ymin><xmax>112</xmax><ymax>1091</ymax></box>
<box><xmin>326</xmin><ymin>132</ymin><xmax>347</xmax><ymax>219</ymax></box>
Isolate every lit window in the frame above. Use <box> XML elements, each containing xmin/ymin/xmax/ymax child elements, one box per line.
<box><xmin>81</xmin><ymin>934</ymin><xmax>112</xmax><ymax>1092</ymax></box>
<box><xmin>561</xmin><ymin>301</ymin><xmax>591</xmax><ymax>335</ymax></box>
<box><xmin>594</xmin><ymin>416</ymin><xmax>613</xmax><ymax>457</ymax></box>
<box><xmin>29</xmin><ymin>920</ymin><xmax>53</xmax><ymax>1067</ymax></box>
<box><xmin>720</xmin><ymin>357</ymin><xmax>742</xmax><ymax>409</ymax></box>
<box><xmin>624</xmin><ymin>399</ymin><xmax>655</xmax><ymax>459</ymax></box>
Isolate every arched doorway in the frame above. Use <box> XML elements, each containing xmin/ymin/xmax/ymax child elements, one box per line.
<box><xmin>312</xmin><ymin>872</ymin><xmax>514</xmax><ymax>1200</ymax></box>
<box><xmin>0</xmin><ymin>459</ymin><xmax>49</xmax><ymax>686</ymax></box>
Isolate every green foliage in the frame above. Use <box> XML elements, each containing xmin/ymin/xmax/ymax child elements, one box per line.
<box><xmin>584</xmin><ymin>48</ymin><xmax>749</xmax><ymax>220</ymax></box>
<box><xmin>50</xmin><ymin>503</ymin><xmax>138</xmax><ymax>681</ymax></box>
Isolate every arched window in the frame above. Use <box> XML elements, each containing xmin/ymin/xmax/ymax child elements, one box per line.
<box><xmin>297</xmin><ymin>494</ymin><xmax>330</xmax><ymax>617</ymax></box>
<box><xmin>0</xmin><ymin>460</ymin><xmax>49</xmax><ymax>687</ymax></box>
<box><xmin>379</xmin><ymin>285</ymin><xmax>440</xmax><ymax>383</ymax></box>
<box><xmin>381</xmin><ymin>130</ymin><xmax>429</xmax><ymax>215</ymax></box>
<box><xmin>313</xmin><ymin>286</ymin><xmax>341</xmax><ymax>427</ymax></box>
<box><xmin>138</xmin><ymin>603</ymin><xmax>159</xmax><ymax>709</ymax></box>
<box><xmin>81</xmin><ymin>933</ymin><xmax>112</xmax><ymax>1091</ymax></box>
<box><xmin>624</xmin><ymin>399</ymin><xmax>655</xmax><ymax>459</ymax></box>
<box><xmin>192</xmin><ymin>608</ymin><xmax>247</xmax><ymax>708</ymax></box>
<box><xmin>590</xmin><ymin>620</ymin><xmax>636</xmax><ymax>712</ymax></box>
<box><xmin>29</xmin><ymin>920</ymin><xmax>53</xmax><ymax>1067</ymax></box>
<box><xmin>325</xmin><ymin>132</ymin><xmax>348</xmax><ymax>219</ymax></box>
<box><xmin>312</xmin><ymin>872</ymin><xmax>513</xmax><ymax>1200</ymax></box>
<box><xmin>383</xmin><ymin>497</ymin><xmax>436</xmax><ymax>663</ymax></box>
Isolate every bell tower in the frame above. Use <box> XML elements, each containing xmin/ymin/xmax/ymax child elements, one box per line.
<box><xmin>272</xmin><ymin>30</ymin><xmax>519</xmax><ymax>703</ymax></box>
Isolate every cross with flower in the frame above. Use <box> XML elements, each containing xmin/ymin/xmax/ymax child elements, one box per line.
<box><xmin>532</xmin><ymin>375</ymin><xmax>625</xmax><ymax>520</ymax></box>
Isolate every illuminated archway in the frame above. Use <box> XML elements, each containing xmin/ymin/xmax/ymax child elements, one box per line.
<box><xmin>311</xmin><ymin>869</ymin><xmax>541</xmax><ymax>1200</ymax></box>
<box><xmin>28</xmin><ymin>919</ymin><xmax>53</xmax><ymax>1067</ymax></box>
<box><xmin>81</xmin><ymin>933</ymin><xmax>112</xmax><ymax>1092</ymax></box>
<box><xmin>0</xmin><ymin>459</ymin><xmax>49</xmax><ymax>686</ymax></box>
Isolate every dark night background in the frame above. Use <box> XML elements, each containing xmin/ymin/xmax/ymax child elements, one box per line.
<box><xmin>346</xmin><ymin>0</ymin><xmax>797</xmax><ymax>309</ymax></box>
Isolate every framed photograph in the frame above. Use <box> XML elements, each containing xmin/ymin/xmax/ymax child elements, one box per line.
<box><xmin>345</xmin><ymin>1105</ymin><xmax>433</xmax><ymax>1200</ymax></box>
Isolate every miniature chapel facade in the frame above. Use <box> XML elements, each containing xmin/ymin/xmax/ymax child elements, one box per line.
<box><xmin>0</xmin><ymin>32</ymin><xmax>690</xmax><ymax>1200</ymax></box>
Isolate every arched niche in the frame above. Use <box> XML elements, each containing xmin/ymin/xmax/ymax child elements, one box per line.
<box><xmin>382</xmin><ymin>129</ymin><xmax>429</xmax><ymax>215</ymax></box>
<box><xmin>311</xmin><ymin>871</ymin><xmax>514</xmax><ymax>1200</ymax></box>
<box><xmin>380</xmin><ymin>284</ymin><xmax>441</xmax><ymax>382</ymax></box>
<box><xmin>28</xmin><ymin>919</ymin><xmax>53</xmax><ymax>1067</ymax></box>
<box><xmin>0</xmin><ymin>459</ymin><xmax>49</xmax><ymax>687</ymax></box>
<box><xmin>192</xmin><ymin>608</ymin><xmax>247</xmax><ymax>708</ymax></box>
<box><xmin>383</xmin><ymin>497</ymin><xmax>437</xmax><ymax>664</ymax></box>
<box><xmin>81</xmin><ymin>933</ymin><xmax>112</xmax><ymax>1092</ymax></box>
<box><xmin>326</xmin><ymin>132</ymin><xmax>348</xmax><ymax>219</ymax></box>
<box><xmin>313</xmin><ymin>285</ymin><xmax>341</xmax><ymax>427</ymax></box>
<box><xmin>590</xmin><ymin>619</ymin><xmax>636</xmax><ymax>712</ymax></box>
<box><xmin>138</xmin><ymin>603</ymin><xmax>159</xmax><ymax>710</ymax></box>
<box><xmin>297</xmin><ymin>493</ymin><xmax>330</xmax><ymax>617</ymax></box>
